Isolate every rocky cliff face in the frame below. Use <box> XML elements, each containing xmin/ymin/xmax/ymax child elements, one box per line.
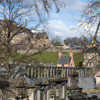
<box><xmin>11</xmin><ymin>31</ymin><xmax>54</xmax><ymax>53</ymax></box>
<box><xmin>31</xmin><ymin>32</ymin><xmax>53</xmax><ymax>48</ymax></box>
<box><xmin>0</xmin><ymin>20</ymin><xmax>53</xmax><ymax>53</ymax></box>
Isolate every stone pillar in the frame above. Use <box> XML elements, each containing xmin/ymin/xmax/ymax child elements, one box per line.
<box><xmin>67</xmin><ymin>77</ymin><xmax>72</xmax><ymax>87</ymax></box>
<box><xmin>40</xmin><ymin>89</ymin><xmax>44</xmax><ymax>100</ymax></box>
<box><xmin>29</xmin><ymin>89</ymin><xmax>35</xmax><ymax>100</ymax></box>
<box><xmin>65</xmin><ymin>91</ymin><xmax>70</xmax><ymax>100</ymax></box>
<box><xmin>43</xmin><ymin>91</ymin><xmax>46</xmax><ymax>100</ymax></box>
<box><xmin>50</xmin><ymin>95</ymin><xmax>55</xmax><ymax>100</ymax></box>
<box><xmin>47</xmin><ymin>89</ymin><xmax>50</xmax><ymax>100</ymax></box>
<box><xmin>67</xmin><ymin>73</ymin><xmax>78</xmax><ymax>88</ymax></box>
<box><xmin>56</xmin><ymin>86</ymin><xmax>60</xmax><ymax>100</ymax></box>
<box><xmin>44</xmin><ymin>87</ymin><xmax>50</xmax><ymax>100</ymax></box>
<box><xmin>43</xmin><ymin>89</ymin><xmax>47</xmax><ymax>100</ymax></box>
<box><xmin>60</xmin><ymin>84</ymin><xmax>65</xmax><ymax>100</ymax></box>
<box><xmin>65</xmin><ymin>95</ymin><xmax>69</xmax><ymax>100</ymax></box>
<box><xmin>34</xmin><ymin>90</ymin><xmax>37</xmax><ymax>100</ymax></box>
<box><xmin>37</xmin><ymin>89</ymin><xmax>41</xmax><ymax>100</ymax></box>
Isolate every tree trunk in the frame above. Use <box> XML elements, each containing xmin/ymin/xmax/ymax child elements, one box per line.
<box><xmin>92</xmin><ymin>20</ymin><xmax>100</xmax><ymax>47</ymax></box>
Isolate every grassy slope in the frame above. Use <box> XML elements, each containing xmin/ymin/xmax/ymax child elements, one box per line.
<box><xmin>31</xmin><ymin>52</ymin><xmax>69</xmax><ymax>65</ymax></box>
<box><xmin>0</xmin><ymin>48</ymin><xmax>83</xmax><ymax>66</ymax></box>
<box><xmin>32</xmin><ymin>51</ymin><xmax>58</xmax><ymax>65</ymax></box>
<box><xmin>73</xmin><ymin>52</ymin><xmax>83</xmax><ymax>67</ymax></box>
<box><xmin>30</xmin><ymin>51</ymin><xmax>82</xmax><ymax>66</ymax></box>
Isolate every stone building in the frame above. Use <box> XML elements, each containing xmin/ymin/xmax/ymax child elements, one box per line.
<box><xmin>57</xmin><ymin>50</ymin><xmax>75</xmax><ymax>67</ymax></box>
<box><xmin>0</xmin><ymin>19</ymin><xmax>53</xmax><ymax>53</ymax></box>
<box><xmin>0</xmin><ymin>20</ymin><xmax>33</xmax><ymax>45</ymax></box>
<box><xmin>31</xmin><ymin>32</ymin><xmax>53</xmax><ymax>49</ymax></box>
<box><xmin>33</xmin><ymin>32</ymin><xmax>48</xmax><ymax>39</ymax></box>
<box><xmin>83</xmin><ymin>47</ymin><xmax>100</xmax><ymax>67</ymax></box>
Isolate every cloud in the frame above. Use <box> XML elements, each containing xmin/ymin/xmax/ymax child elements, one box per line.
<box><xmin>48</xmin><ymin>0</ymin><xmax>87</xmax><ymax>27</ymax></box>
<box><xmin>46</xmin><ymin>20</ymin><xmax>83</xmax><ymax>43</ymax></box>
<box><xmin>46</xmin><ymin>0</ymin><xmax>91</xmax><ymax>42</ymax></box>
<box><xmin>46</xmin><ymin>19</ymin><xmax>100</xmax><ymax>43</ymax></box>
<box><xmin>47</xmin><ymin>20</ymin><xmax>68</xmax><ymax>37</ymax></box>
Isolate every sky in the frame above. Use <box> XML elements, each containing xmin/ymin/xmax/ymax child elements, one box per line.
<box><xmin>46</xmin><ymin>0</ymin><xmax>88</xmax><ymax>42</ymax></box>
<box><xmin>43</xmin><ymin>0</ymin><xmax>100</xmax><ymax>43</ymax></box>
<box><xmin>0</xmin><ymin>0</ymin><xmax>99</xmax><ymax>43</ymax></box>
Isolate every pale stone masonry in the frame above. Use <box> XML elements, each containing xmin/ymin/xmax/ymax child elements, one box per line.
<box><xmin>83</xmin><ymin>47</ymin><xmax>100</xmax><ymax>67</ymax></box>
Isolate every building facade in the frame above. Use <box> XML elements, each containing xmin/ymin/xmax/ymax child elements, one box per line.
<box><xmin>57</xmin><ymin>50</ymin><xmax>75</xmax><ymax>67</ymax></box>
<box><xmin>83</xmin><ymin>47</ymin><xmax>100</xmax><ymax>67</ymax></box>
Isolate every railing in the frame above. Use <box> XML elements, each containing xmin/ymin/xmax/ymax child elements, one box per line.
<box><xmin>26</xmin><ymin>66</ymin><xmax>93</xmax><ymax>79</ymax></box>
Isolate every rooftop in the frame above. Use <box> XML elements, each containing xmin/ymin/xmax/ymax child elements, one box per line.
<box><xmin>57</xmin><ymin>55</ymin><xmax>71</xmax><ymax>64</ymax></box>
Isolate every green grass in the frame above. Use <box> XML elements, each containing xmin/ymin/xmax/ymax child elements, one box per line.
<box><xmin>73</xmin><ymin>52</ymin><xmax>83</xmax><ymax>67</ymax></box>
<box><xmin>31</xmin><ymin>52</ymin><xmax>69</xmax><ymax>65</ymax></box>
<box><xmin>0</xmin><ymin>47</ymin><xmax>83</xmax><ymax>66</ymax></box>
<box><xmin>62</xmin><ymin>52</ymin><xmax>69</xmax><ymax>55</ymax></box>
<box><xmin>31</xmin><ymin>51</ymin><xmax>58</xmax><ymax>65</ymax></box>
<box><xmin>62</xmin><ymin>52</ymin><xmax>83</xmax><ymax>67</ymax></box>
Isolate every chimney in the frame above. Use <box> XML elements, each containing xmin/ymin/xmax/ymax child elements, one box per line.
<box><xmin>58</xmin><ymin>52</ymin><xmax>62</xmax><ymax>58</ymax></box>
<box><xmin>70</xmin><ymin>49</ymin><xmax>75</xmax><ymax>67</ymax></box>
<box><xmin>70</xmin><ymin>49</ymin><xmax>73</xmax><ymax>57</ymax></box>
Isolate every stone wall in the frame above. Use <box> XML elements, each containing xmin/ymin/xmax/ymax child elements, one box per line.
<box><xmin>78</xmin><ymin>77</ymin><xmax>95</xmax><ymax>90</ymax></box>
<box><xmin>83</xmin><ymin>53</ymin><xmax>99</xmax><ymax>67</ymax></box>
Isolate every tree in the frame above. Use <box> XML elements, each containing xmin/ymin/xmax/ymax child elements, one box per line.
<box><xmin>0</xmin><ymin>0</ymin><xmax>34</xmax><ymax>77</ymax></box>
<box><xmin>0</xmin><ymin>0</ymin><xmax>64</xmax><ymax>76</ymax></box>
<box><xmin>0</xmin><ymin>0</ymin><xmax>64</xmax><ymax>99</ymax></box>
<box><xmin>64</xmin><ymin>37</ymin><xmax>80</xmax><ymax>46</ymax></box>
<box><xmin>51</xmin><ymin>36</ymin><xmax>62</xmax><ymax>46</ymax></box>
<box><xmin>80</xmin><ymin>0</ymin><xmax>100</xmax><ymax>47</ymax></box>
<box><xmin>64</xmin><ymin>36</ymin><xmax>91</xmax><ymax>49</ymax></box>
<box><xmin>0</xmin><ymin>1</ymin><xmax>34</xmax><ymax>99</ymax></box>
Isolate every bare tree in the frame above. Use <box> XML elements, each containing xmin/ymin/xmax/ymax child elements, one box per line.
<box><xmin>0</xmin><ymin>0</ymin><xmax>34</xmax><ymax>77</ymax></box>
<box><xmin>0</xmin><ymin>0</ymin><xmax>64</xmax><ymax>76</ymax></box>
<box><xmin>0</xmin><ymin>0</ymin><xmax>64</xmax><ymax>99</ymax></box>
<box><xmin>51</xmin><ymin>36</ymin><xmax>62</xmax><ymax>46</ymax></box>
<box><xmin>81</xmin><ymin>0</ymin><xmax>100</xmax><ymax>47</ymax></box>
